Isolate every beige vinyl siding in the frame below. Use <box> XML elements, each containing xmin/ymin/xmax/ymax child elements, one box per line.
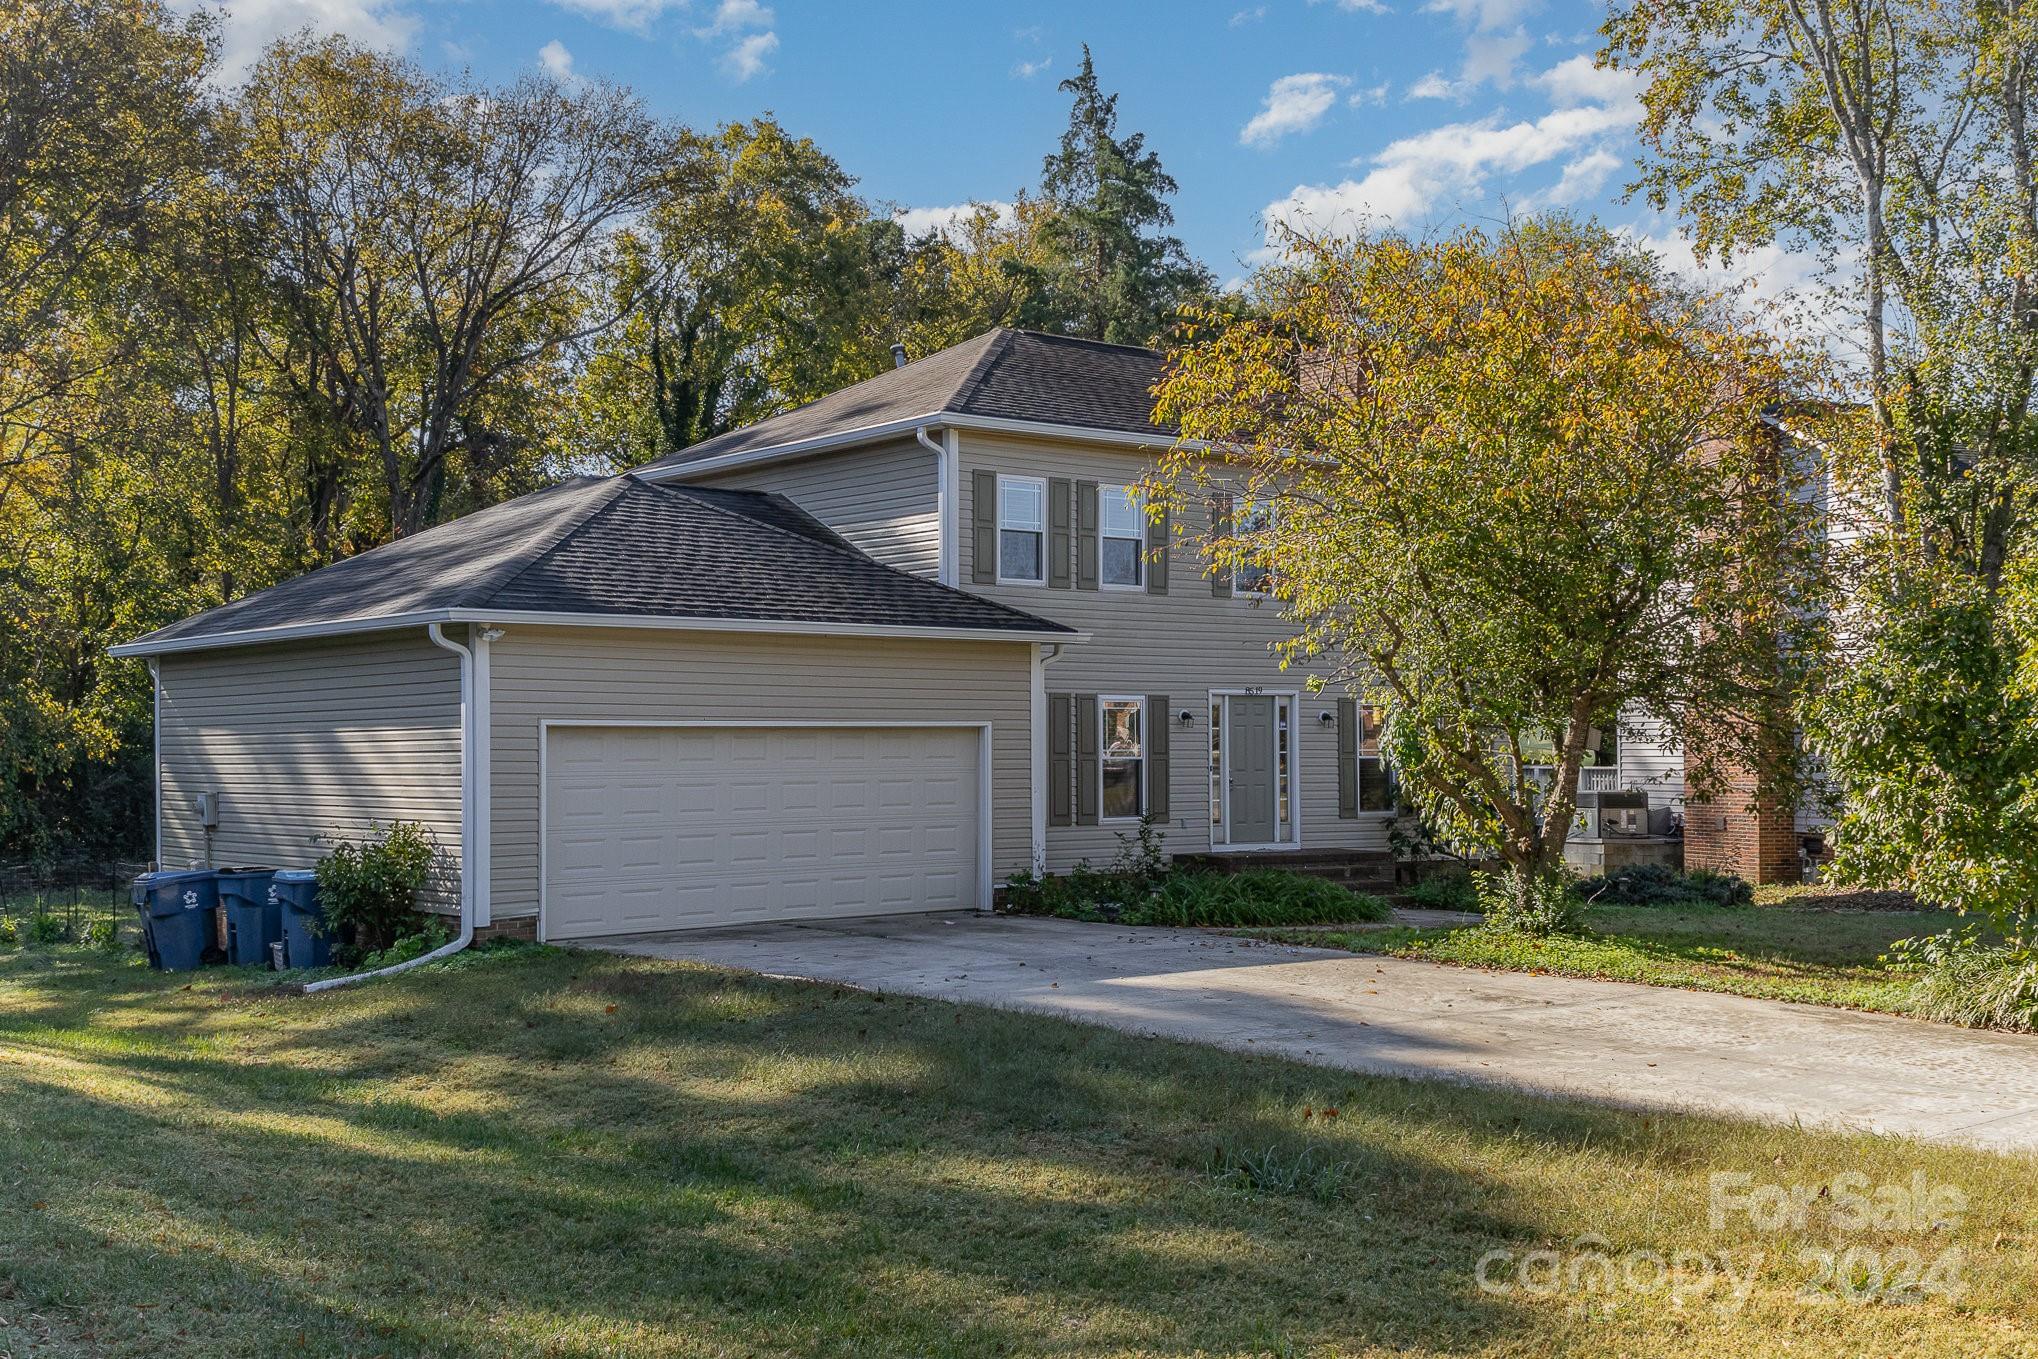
<box><xmin>958</xmin><ymin>430</ymin><xmax>1386</xmax><ymax>869</ymax></box>
<box><xmin>691</xmin><ymin>438</ymin><xmax>941</xmax><ymax>577</ymax></box>
<box><xmin>486</xmin><ymin>626</ymin><xmax>1033</xmax><ymax>921</ymax></box>
<box><xmin>155</xmin><ymin>631</ymin><xmax>463</xmax><ymax>905</ymax></box>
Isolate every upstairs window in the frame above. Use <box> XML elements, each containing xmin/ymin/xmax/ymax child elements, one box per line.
<box><xmin>1233</xmin><ymin>498</ymin><xmax>1274</xmax><ymax>596</ymax></box>
<box><xmin>1100</xmin><ymin>484</ymin><xmax>1145</xmax><ymax>588</ymax></box>
<box><xmin>1101</xmin><ymin>697</ymin><xmax>1145</xmax><ymax>819</ymax></box>
<box><xmin>998</xmin><ymin>476</ymin><xmax>1046</xmax><ymax>584</ymax></box>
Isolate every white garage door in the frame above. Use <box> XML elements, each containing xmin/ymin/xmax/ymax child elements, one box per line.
<box><xmin>543</xmin><ymin>724</ymin><xmax>983</xmax><ymax>939</ymax></box>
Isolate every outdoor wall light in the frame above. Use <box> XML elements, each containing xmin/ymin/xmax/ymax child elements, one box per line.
<box><xmin>1318</xmin><ymin>711</ymin><xmax>1337</xmax><ymax>726</ymax></box>
<box><xmin>1178</xmin><ymin>709</ymin><xmax>1195</xmax><ymax>726</ymax></box>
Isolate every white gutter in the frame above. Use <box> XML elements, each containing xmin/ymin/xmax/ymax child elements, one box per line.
<box><xmin>302</xmin><ymin>621</ymin><xmax>476</xmax><ymax>992</ymax></box>
<box><xmin>637</xmin><ymin>410</ymin><xmax>1215</xmax><ymax>485</ymax></box>
<box><xmin>113</xmin><ymin>610</ymin><xmax>1084</xmax><ymax>658</ymax></box>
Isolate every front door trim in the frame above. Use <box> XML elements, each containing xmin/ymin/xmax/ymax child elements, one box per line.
<box><xmin>1206</xmin><ymin>688</ymin><xmax>1302</xmax><ymax>853</ymax></box>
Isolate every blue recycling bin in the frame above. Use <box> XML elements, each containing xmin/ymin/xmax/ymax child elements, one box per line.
<box><xmin>273</xmin><ymin>869</ymin><xmax>330</xmax><ymax>969</ymax></box>
<box><xmin>130</xmin><ymin>869</ymin><xmax>217</xmax><ymax>972</ymax></box>
<box><xmin>215</xmin><ymin>868</ymin><xmax>279</xmax><ymax>966</ymax></box>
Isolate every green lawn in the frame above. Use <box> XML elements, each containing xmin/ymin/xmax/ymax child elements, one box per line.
<box><xmin>1250</xmin><ymin>891</ymin><xmax>1963</xmax><ymax>1017</ymax></box>
<box><xmin>3</xmin><ymin>943</ymin><xmax>2036</xmax><ymax>1357</ymax></box>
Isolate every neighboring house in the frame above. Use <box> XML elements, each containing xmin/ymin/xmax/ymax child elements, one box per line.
<box><xmin>114</xmin><ymin>327</ymin><xmax>1795</xmax><ymax>943</ymax></box>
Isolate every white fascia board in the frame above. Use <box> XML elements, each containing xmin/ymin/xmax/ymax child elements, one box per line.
<box><xmin>114</xmin><ymin>608</ymin><xmax>1087</xmax><ymax>656</ymax></box>
<box><xmin>459</xmin><ymin>610</ymin><xmax>1086</xmax><ymax>645</ymax></box>
<box><xmin>632</xmin><ymin>414</ymin><xmax>944</xmax><ymax>482</ymax></box>
<box><xmin>643</xmin><ymin>410</ymin><xmax>1219</xmax><ymax>483</ymax></box>
<box><xmin>109</xmin><ymin>611</ymin><xmax>457</xmax><ymax>658</ymax></box>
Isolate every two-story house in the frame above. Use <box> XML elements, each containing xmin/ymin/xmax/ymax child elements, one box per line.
<box><xmin>112</xmin><ymin>328</ymin><xmax>1737</xmax><ymax>946</ymax></box>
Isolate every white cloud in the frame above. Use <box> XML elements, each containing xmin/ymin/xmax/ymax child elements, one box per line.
<box><xmin>1408</xmin><ymin>71</ymin><xmax>1455</xmax><ymax>100</ymax></box>
<box><xmin>1531</xmin><ymin>54</ymin><xmax>1643</xmax><ymax>108</ymax></box>
<box><xmin>723</xmin><ymin>29</ymin><xmax>777</xmax><ymax>80</ymax></box>
<box><xmin>1405</xmin><ymin>26</ymin><xmax>1531</xmax><ymax>99</ymax></box>
<box><xmin>178</xmin><ymin>0</ymin><xmax>417</xmax><ymax>82</ymax></box>
<box><xmin>1230</xmin><ymin>5</ymin><xmax>1268</xmax><ymax>24</ymax></box>
<box><xmin>1524</xmin><ymin>148</ymin><xmax>1619</xmax><ymax>208</ymax></box>
<box><xmin>895</xmin><ymin>200</ymin><xmax>1018</xmax><ymax>241</ymax></box>
<box><xmin>1461</xmin><ymin>27</ymin><xmax>1531</xmax><ymax>89</ymax></box>
<box><xmin>1349</xmin><ymin>81</ymin><xmax>1391</xmax><ymax>107</ymax></box>
<box><xmin>548</xmin><ymin>0</ymin><xmax>686</xmax><ymax>32</ymax></box>
<box><xmin>1013</xmin><ymin>55</ymin><xmax>1053</xmax><ymax>78</ymax></box>
<box><xmin>696</xmin><ymin>0</ymin><xmax>771</xmax><ymax>35</ymax></box>
<box><xmin>1241</xmin><ymin>73</ymin><xmax>1349</xmax><ymax>147</ymax></box>
<box><xmin>537</xmin><ymin>39</ymin><xmax>579</xmax><ymax>83</ymax></box>
<box><xmin>1420</xmin><ymin>0</ymin><xmax>1537</xmax><ymax>30</ymax></box>
<box><xmin>1261</xmin><ymin>102</ymin><xmax>1634</xmax><ymax>242</ymax></box>
<box><xmin>689</xmin><ymin>0</ymin><xmax>776</xmax><ymax>81</ymax></box>
<box><xmin>1316</xmin><ymin>0</ymin><xmax>1391</xmax><ymax>12</ymax></box>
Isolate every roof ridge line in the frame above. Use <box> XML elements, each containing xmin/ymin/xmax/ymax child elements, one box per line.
<box><xmin>465</xmin><ymin>477</ymin><xmax>632</xmax><ymax>610</ymax></box>
<box><xmin>946</xmin><ymin>327</ymin><xmax>1018</xmax><ymax>412</ymax></box>
<box><xmin>649</xmin><ymin>478</ymin><xmax>1074</xmax><ymax>632</ymax></box>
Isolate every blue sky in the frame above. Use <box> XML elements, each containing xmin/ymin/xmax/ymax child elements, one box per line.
<box><xmin>190</xmin><ymin>0</ymin><xmax>1797</xmax><ymax>293</ymax></box>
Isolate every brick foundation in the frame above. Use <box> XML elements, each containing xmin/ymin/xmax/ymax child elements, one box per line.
<box><xmin>474</xmin><ymin>916</ymin><xmax>538</xmax><ymax>944</ymax></box>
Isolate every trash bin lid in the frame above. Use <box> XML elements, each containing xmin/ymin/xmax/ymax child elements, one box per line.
<box><xmin>215</xmin><ymin>866</ymin><xmax>276</xmax><ymax>879</ymax></box>
<box><xmin>134</xmin><ymin>868</ymin><xmax>216</xmax><ymax>887</ymax></box>
<box><xmin>273</xmin><ymin>869</ymin><xmax>319</xmax><ymax>883</ymax></box>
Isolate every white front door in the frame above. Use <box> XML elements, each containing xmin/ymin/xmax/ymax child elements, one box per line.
<box><xmin>543</xmin><ymin>724</ymin><xmax>982</xmax><ymax>938</ymax></box>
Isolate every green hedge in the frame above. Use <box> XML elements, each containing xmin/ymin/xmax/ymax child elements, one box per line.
<box><xmin>1008</xmin><ymin>866</ymin><xmax>1391</xmax><ymax>929</ymax></box>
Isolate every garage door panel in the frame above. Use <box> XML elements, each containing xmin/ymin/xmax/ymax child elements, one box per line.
<box><xmin>544</xmin><ymin>725</ymin><xmax>981</xmax><ymax>938</ymax></box>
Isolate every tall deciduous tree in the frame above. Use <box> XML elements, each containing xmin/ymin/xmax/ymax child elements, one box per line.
<box><xmin>1019</xmin><ymin>46</ymin><xmax>1212</xmax><ymax>346</ymax></box>
<box><xmin>1603</xmin><ymin>0</ymin><xmax>2036</xmax><ymax>583</ymax></box>
<box><xmin>231</xmin><ymin>37</ymin><xmax>673</xmax><ymax>543</ymax></box>
<box><xmin>1605</xmin><ymin>0</ymin><xmax>2038</xmax><ymax>927</ymax></box>
<box><xmin>1152</xmin><ymin>219</ymin><xmax>1824</xmax><ymax>920</ymax></box>
<box><xmin>575</xmin><ymin>118</ymin><xmax>899</xmax><ymax>460</ymax></box>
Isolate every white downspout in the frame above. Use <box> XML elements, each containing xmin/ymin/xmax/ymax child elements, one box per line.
<box><xmin>1032</xmin><ymin>642</ymin><xmax>1068</xmax><ymax>875</ymax></box>
<box><xmin>147</xmin><ymin>659</ymin><xmax>161</xmax><ymax>869</ymax></box>
<box><xmin>917</xmin><ymin>424</ymin><xmax>957</xmax><ymax>586</ymax></box>
<box><xmin>303</xmin><ymin>622</ymin><xmax>476</xmax><ymax>993</ymax></box>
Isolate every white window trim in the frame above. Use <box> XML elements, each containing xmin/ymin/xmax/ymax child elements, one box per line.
<box><xmin>996</xmin><ymin>473</ymin><xmax>1049</xmax><ymax>587</ymax></box>
<box><xmin>1231</xmin><ymin>499</ymin><xmax>1275</xmax><ymax>599</ymax></box>
<box><xmin>1206</xmin><ymin>688</ymin><xmax>1303</xmax><ymax>852</ymax></box>
<box><xmin>1099</xmin><ymin>483</ymin><xmax>1146</xmax><ymax>591</ymax></box>
<box><xmin>1098</xmin><ymin>693</ymin><xmax>1149</xmax><ymax>824</ymax></box>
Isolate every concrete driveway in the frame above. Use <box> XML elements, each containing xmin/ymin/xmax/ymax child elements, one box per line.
<box><xmin>581</xmin><ymin>913</ymin><xmax>2038</xmax><ymax>1153</ymax></box>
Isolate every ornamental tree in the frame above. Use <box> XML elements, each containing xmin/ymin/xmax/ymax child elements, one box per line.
<box><xmin>1151</xmin><ymin>218</ymin><xmax>1826</xmax><ymax>918</ymax></box>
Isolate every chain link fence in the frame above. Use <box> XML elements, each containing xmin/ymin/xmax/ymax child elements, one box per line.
<box><xmin>0</xmin><ymin>861</ymin><xmax>149</xmax><ymax>945</ymax></box>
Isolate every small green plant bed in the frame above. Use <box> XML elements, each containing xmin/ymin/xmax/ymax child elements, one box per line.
<box><xmin>1010</xmin><ymin>865</ymin><xmax>1392</xmax><ymax>928</ymax></box>
<box><xmin>1251</xmin><ymin>901</ymin><xmax>1973</xmax><ymax>1017</ymax></box>
<box><xmin>1399</xmin><ymin>870</ymin><xmax>1479</xmax><ymax>912</ymax></box>
<box><xmin>1576</xmin><ymin>862</ymin><xmax>1754</xmax><ymax>908</ymax></box>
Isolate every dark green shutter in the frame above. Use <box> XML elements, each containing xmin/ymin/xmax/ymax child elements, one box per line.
<box><xmin>1146</xmin><ymin>506</ymin><xmax>1169</xmax><ymax>594</ymax></box>
<box><xmin>1075</xmin><ymin>480</ymin><xmax>1100</xmax><ymax>591</ymax></box>
<box><xmin>1336</xmin><ymin>698</ymin><xmax>1359</xmax><ymax>819</ymax></box>
<box><xmin>1048</xmin><ymin>478</ymin><xmax>1073</xmax><ymax>589</ymax></box>
<box><xmin>972</xmin><ymin>469</ymin><xmax>997</xmax><ymax>585</ymax></box>
<box><xmin>1075</xmin><ymin>694</ymin><xmax>1099</xmax><ymax>825</ymax></box>
<box><xmin>1210</xmin><ymin>494</ymin><xmax>1233</xmax><ymax>598</ymax></box>
<box><xmin>1147</xmin><ymin>694</ymin><xmax>1170</xmax><ymax>820</ymax></box>
<box><xmin>1048</xmin><ymin>693</ymin><xmax>1073</xmax><ymax>827</ymax></box>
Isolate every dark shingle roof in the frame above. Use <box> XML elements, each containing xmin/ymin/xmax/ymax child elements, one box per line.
<box><xmin>117</xmin><ymin>476</ymin><xmax>1073</xmax><ymax>653</ymax></box>
<box><xmin>638</xmin><ymin>328</ymin><xmax>1172</xmax><ymax>472</ymax></box>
